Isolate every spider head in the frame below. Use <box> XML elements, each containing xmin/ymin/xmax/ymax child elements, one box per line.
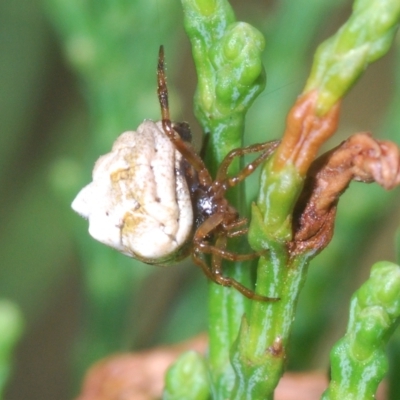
<box><xmin>172</xmin><ymin>121</ymin><xmax>192</xmax><ymax>142</ymax></box>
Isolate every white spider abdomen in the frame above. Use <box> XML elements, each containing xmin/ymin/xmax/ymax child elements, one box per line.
<box><xmin>71</xmin><ymin>120</ymin><xmax>193</xmax><ymax>264</ymax></box>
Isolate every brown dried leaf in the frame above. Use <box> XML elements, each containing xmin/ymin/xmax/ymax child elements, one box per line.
<box><xmin>75</xmin><ymin>335</ymin><xmax>207</xmax><ymax>400</ymax></box>
<box><xmin>291</xmin><ymin>132</ymin><xmax>400</xmax><ymax>255</ymax></box>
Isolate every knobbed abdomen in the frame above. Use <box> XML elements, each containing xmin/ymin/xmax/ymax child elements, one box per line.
<box><xmin>71</xmin><ymin>120</ymin><xmax>194</xmax><ymax>265</ymax></box>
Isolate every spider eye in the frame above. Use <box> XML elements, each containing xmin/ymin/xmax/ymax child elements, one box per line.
<box><xmin>72</xmin><ymin>120</ymin><xmax>194</xmax><ymax>265</ymax></box>
<box><xmin>172</xmin><ymin>121</ymin><xmax>192</xmax><ymax>142</ymax></box>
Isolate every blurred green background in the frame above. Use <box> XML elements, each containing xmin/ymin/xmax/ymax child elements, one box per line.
<box><xmin>1</xmin><ymin>0</ymin><xmax>400</xmax><ymax>399</ymax></box>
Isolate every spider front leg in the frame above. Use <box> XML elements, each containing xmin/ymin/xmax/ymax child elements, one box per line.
<box><xmin>157</xmin><ymin>45</ymin><xmax>212</xmax><ymax>186</ymax></box>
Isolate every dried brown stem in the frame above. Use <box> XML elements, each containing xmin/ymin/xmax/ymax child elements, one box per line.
<box><xmin>291</xmin><ymin>132</ymin><xmax>400</xmax><ymax>255</ymax></box>
<box><xmin>272</xmin><ymin>91</ymin><xmax>341</xmax><ymax>176</ymax></box>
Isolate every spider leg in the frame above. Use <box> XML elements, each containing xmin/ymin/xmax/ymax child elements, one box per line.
<box><xmin>212</xmin><ymin>234</ymin><xmax>278</xmax><ymax>301</ymax></box>
<box><xmin>198</xmin><ymin>241</ymin><xmax>260</xmax><ymax>261</ymax></box>
<box><xmin>216</xmin><ymin>140</ymin><xmax>280</xmax><ymax>185</ymax></box>
<box><xmin>195</xmin><ymin>213</ymin><xmax>264</xmax><ymax>260</ymax></box>
<box><xmin>194</xmin><ymin>214</ymin><xmax>256</xmax><ymax>264</ymax></box>
<box><xmin>223</xmin><ymin>217</ymin><xmax>248</xmax><ymax>238</ymax></box>
<box><xmin>226</xmin><ymin>228</ymin><xmax>248</xmax><ymax>238</ymax></box>
<box><xmin>157</xmin><ymin>46</ymin><xmax>212</xmax><ymax>185</ymax></box>
<box><xmin>193</xmin><ymin>217</ymin><xmax>276</xmax><ymax>301</ymax></box>
<box><xmin>192</xmin><ymin>248</ymin><xmax>217</xmax><ymax>281</ymax></box>
<box><xmin>192</xmin><ymin>242</ymin><xmax>278</xmax><ymax>302</ymax></box>
<box><xmin>193</xmin><ymin>212</ymin><xmax>225</xmax><ymax>243</ymax></box>
<box><xmin>223</xmin><ymin>216</ymin><xmax>248</xmax><ymax>229</ymax></box>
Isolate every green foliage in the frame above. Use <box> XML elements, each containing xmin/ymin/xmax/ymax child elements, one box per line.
<box><xmin>0</xmin><ymin>301</ymin><xmax>23</xmax><ymax>399</ymax></box>
<box><xmin>178</xmin><ymin>0</ymin><xmax>400</xmax><ymax>399</ymax></box>
<box><xmin>181</xmin><ymin>0</ymin><xmax>266</xmax><ymax>170</ymax></box>
<box><xmin>304</xmin><ymin>0</ymin><xmax>400</xmax><ymax>115</ymax></box>
<box><xmin>164</xmin><ymin>351</ymin><xmax>210</xmax><ymax>400</ymax></box>
<box><xmin>322</xmin><ymin>261</ymin><xmax>400</xmax><ymax>400</ymax></box>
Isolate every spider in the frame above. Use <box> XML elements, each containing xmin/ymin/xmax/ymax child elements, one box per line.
<box><xmin>157</xmin><ymin>46</ymin><xmax>279</xmax><ymax>302</ymax></box>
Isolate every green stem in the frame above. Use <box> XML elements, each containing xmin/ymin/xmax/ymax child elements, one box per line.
<box><xmin>181</xmin><ymin>0</ymin><xmax>265</xmax><ymax>172</ymax></box>
<box><xmin>237</xmin><ymin>3</ymin><xmax>400</xmax><ymax>396</ymax></box>
<box><xmin>304</xmin><ymin>0</ymin><xmax>400</xmax><ymax>115</ymax></box>
<box><xmin>181</xmin><ymin>0</ymin><xmax>267</xmax><ymax>397</ymax></box>
<box><xmin>232</xmin><ymin>237</ymin><xmax>310</xmax><ymax>398</ymax></box>
<box><xmin>322</xmin><ymin>261</ymin><xmax>400</xmax><ymax>400</ymax></box>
